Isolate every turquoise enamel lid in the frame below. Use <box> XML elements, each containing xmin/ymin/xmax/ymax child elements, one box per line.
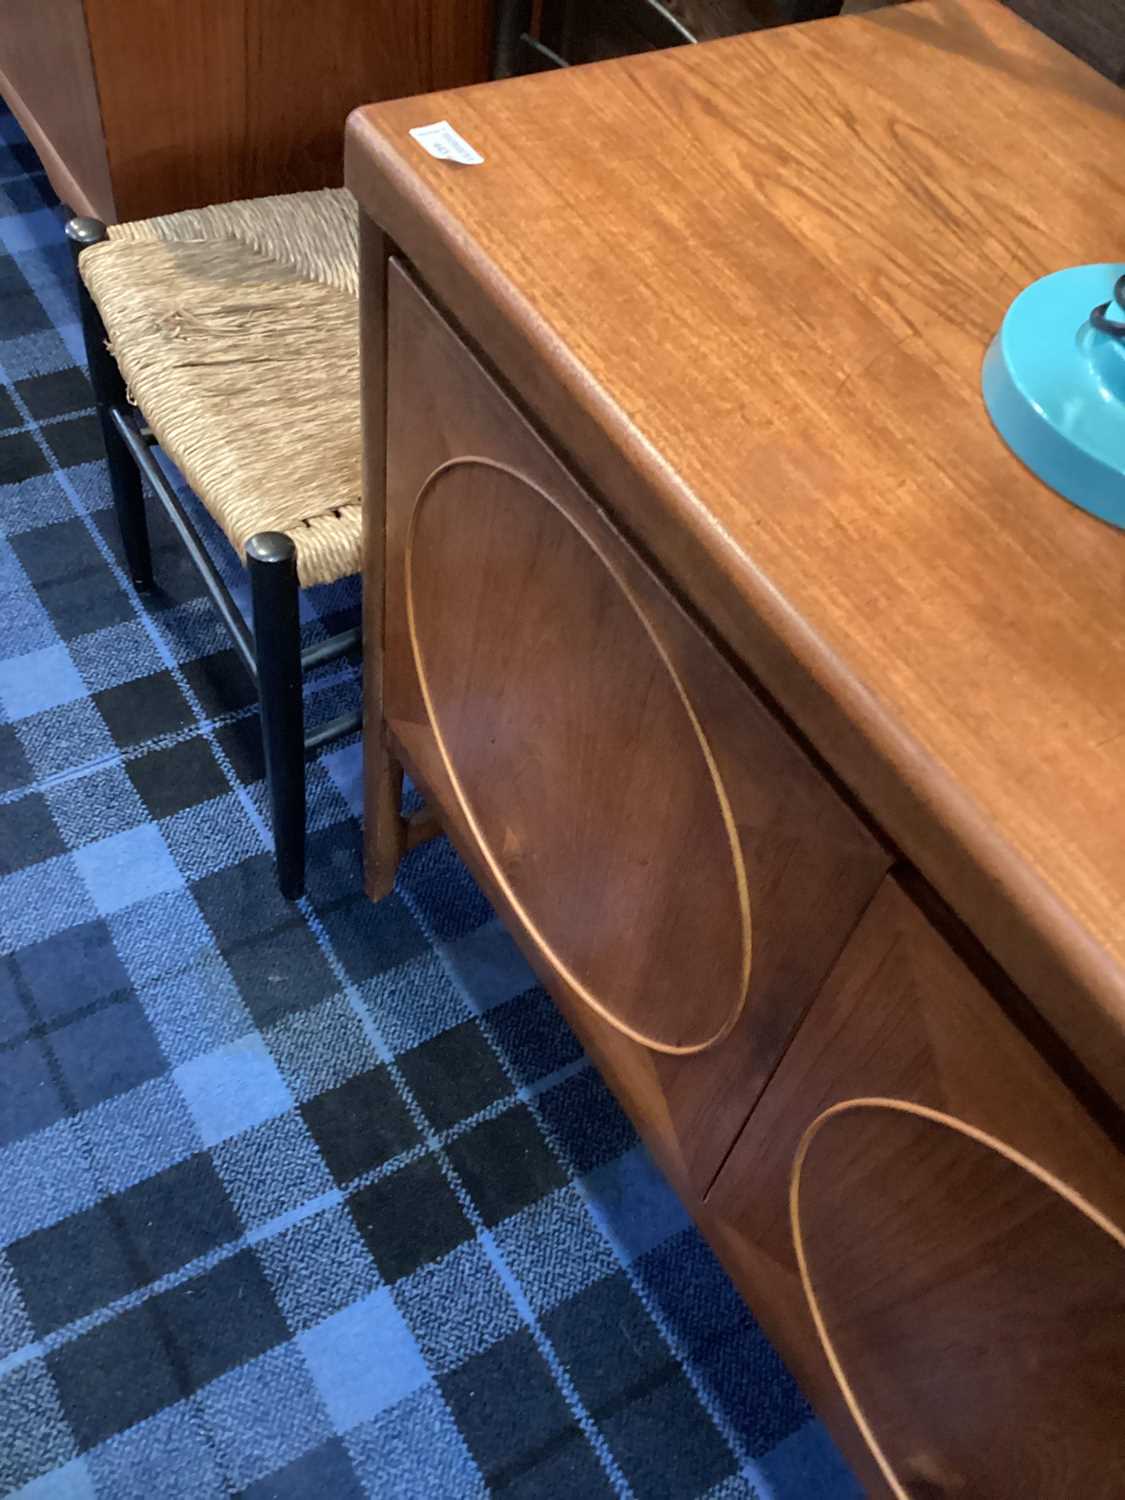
<box><xmin>982</xmin><ymin>263</ymin><xmax>1125</xmax><ymax>530</ymax></box>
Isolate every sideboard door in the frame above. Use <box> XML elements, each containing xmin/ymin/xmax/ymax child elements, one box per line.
<box><xmin>707</xmin><ymin>878</ymin><xmax>1125</xmax><ymax>1499</ymax></box>
<box><xmin>382</xmin><ymin>256</ymin><xmax>891</xmax><ymax>1195</ymax></box>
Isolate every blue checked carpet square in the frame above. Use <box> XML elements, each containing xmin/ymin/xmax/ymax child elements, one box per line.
<box><xmin>0</xmin><ymin>96</ymin><xmax>861</xmax><ymax>1498</ymax></box>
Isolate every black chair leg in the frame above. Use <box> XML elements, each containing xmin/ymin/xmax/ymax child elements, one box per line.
<box><xmin>247</xmin><ymin>532</ymin><xmax>306</xmax><ymax>900</ymax></box>
<box><xmin>66</xmin><ymin>217</ymin><xmax>154</xmax><ymax>592</ymax></box>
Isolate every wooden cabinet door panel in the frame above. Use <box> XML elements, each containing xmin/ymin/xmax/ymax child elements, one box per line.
<box><xmin>792</xmin><ymin>1098</ymin><xmax>1125</xmax><ymax>1499</ymax></box>
<box><xmin>708</xmin><ymin>879</ymin><xmax>1125</xmax><ymax>1498</ymax></box>
<box><xmin>383</xmin><ymin>258</ymin><xmax>889</xmax><ymax>1194</ymax></box>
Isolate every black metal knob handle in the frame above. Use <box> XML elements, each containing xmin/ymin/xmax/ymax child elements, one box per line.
<box><xmin>1090</xmin><ymin>272</ymin><xmax>1125</xmax><ymax>337</ymax></box>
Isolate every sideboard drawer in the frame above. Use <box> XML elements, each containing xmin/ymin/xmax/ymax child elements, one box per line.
<box><xmin>383</xmin><ymin>258</ymin><xmax>890</xmax><ymax>1194</ymax></box>
<box><xmin>707</xmin><ymin>879</ymin><xmax>1125</xmax><ymax>1499</ymax></box>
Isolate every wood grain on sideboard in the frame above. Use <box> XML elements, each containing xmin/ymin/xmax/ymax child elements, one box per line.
<box><xmin>347</xmin><ymin>0</ymin><xmax>1125</xmax><ymax>1106</ymax></box>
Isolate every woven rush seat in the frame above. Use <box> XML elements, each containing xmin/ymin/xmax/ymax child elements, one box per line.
<box><xmin>78</xmin><ymin>188</ymin><xmax>361</xmax><ymax>588</ymax></box>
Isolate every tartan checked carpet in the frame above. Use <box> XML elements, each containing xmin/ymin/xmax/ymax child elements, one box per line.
<box><xmin>0</xmin><ymin>99</ymin><xmax>860</xmax><ymax>1500</ymax></box>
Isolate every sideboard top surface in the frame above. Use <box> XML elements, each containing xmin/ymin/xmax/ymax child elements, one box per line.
<box><xmin>347</xmin><ymin>0</ymin><xmax>1125</xmax><ymax>1103</ymax></box>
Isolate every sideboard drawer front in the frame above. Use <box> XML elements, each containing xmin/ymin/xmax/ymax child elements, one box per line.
<box><xmin>384</xmin><ymin>258</ymin><xmax>889</xmax><ymax>1192</ymax></box>
<box><xmin>708</xmin><ymin>880</ymin><xmax>1125</xmax><ymax>1500</ymax></box>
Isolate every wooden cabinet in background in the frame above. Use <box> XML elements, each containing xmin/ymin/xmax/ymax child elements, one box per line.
<box><xmin>0</xmin><ymin>0</ymin><xmax>492</xmax><ymax>222</ymax></box>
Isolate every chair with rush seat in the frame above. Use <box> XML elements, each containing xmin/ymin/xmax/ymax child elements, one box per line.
<box><xmin>67</xmin><ymin>190</ymin><xmax>363</xmax><ymax>900</ymax></box>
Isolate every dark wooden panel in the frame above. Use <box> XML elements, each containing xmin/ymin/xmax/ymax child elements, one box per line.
<box><xmin>378</xmin><ymin>258</ymin><xmax>889</xmax><ymax>1192</ymax></box>
<box><xmin>706</xmin><ymin>880</ymin><xmax>1125</xmax><ymax>1498</ymax></box>
<box><xmin>792</xmin><ymin>1100</ymin><xmax>1125</xmax><ymax>1498</ymax></box>
<box><xmin>85</xmin><ymin>0</ymin><xmax>492</xmax><ymax>221</ymax></box>
<box><xmin>0</xmin><ymin>0</ymin><xmax>114</xmax><ymax>217</ymax></box>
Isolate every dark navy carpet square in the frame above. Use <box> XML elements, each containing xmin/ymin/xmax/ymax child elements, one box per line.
<box><xmin>0</xmin><ymin>94</ymin><xmax>860</xmax><ymax>1497</ymax></box>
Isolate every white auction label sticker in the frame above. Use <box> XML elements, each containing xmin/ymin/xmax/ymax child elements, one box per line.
<box><xmin>408</xmin><ymin>121</ymin><xmax>485</xmax><ymax>166</ymax></box>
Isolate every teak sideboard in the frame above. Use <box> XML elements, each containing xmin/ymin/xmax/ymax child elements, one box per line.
<box><xmin>347</xmin><ymin>2</ymin><xmax>1125</xmax><ymax>1494</ymax></box>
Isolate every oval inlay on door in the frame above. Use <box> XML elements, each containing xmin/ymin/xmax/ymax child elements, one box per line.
<box><xmin>406</xmin><ymin>458</ymin><xmax>751</xmax><ymax>1054</ymax></box>
<box><xmin>791</xmin><ymin>1099</ymin><xmax>1125</xmax><ymax>1500</ymax></box>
